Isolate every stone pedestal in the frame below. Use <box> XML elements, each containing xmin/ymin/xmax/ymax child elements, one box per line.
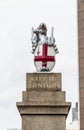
<box><xmin>17</xmin><ymin>73</ymin><xmax>71</xmax><ymax>130</ymax></box>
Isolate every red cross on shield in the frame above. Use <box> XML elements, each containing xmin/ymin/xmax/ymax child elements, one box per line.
<box><xmin>34</xmin><ymin>43</ymin><xmax>55</xmax><ymax>71</ymax></box>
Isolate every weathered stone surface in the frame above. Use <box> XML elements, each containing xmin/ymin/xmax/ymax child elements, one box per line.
<box><xmin>22</xmin><ymin>115</ymin><xmax>66</xmax><ymax>130</ymax></box>
<box><xmin>79</xmin><ymin>48</ymin><xmax>84</xmax><ymax>58</ymax></box>
<box><xmin>22</xmin><ymin>91</ymin><xmax>65</xmax><ymax>102</ymax></box>
<box><xmin>17</xmin><ymin>101</ymin><xmax>71</xmax><ymax>116</ymax></box>
<box><xmin>80</xmin><ymin>88</ymin><xmax>84</xmax><ymax>97</ymax></box>
<box><xmin>78</xmin><ymin>0</ymin><xmax>84</xmax><ymax>130</ymax></box>
<box><xmin>79</xmin><ymin>68</ymin><xmax>84</xmax><ymax>78</ymax></box>
<box><xmin>26</xmin><ymin>73</ymin><xmax>61</xmax><ymax>91</ymax></box>
<box><xmin>79</xmin><ymin>58</ymin><xmax>84</xmax><ymax>68</ymax></box>
<box><xmin>17</xmin><ymin>101</ymin><xmax>71</xmax><ymax>106</ymax></box>
<box><xmin>17</xmin><ymin>73</ymin><xmax>71</xmax><ymax>130</ymax></box>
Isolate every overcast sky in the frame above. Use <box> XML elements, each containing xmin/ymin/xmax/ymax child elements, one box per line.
<box><xmin>0</xmin><ymin>0</ymin><xmax>78</xmax><ymax>130</ymax></box>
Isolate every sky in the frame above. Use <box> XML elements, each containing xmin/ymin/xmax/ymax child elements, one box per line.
<box><xmin>0</xmin><ymin>0</ymin><xmax>78</xmax><ymax>130</ymax></box>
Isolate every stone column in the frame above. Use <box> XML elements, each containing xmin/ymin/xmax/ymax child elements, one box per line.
<box><xmin>78</xmin><ymin>1</ymin><xmax>84</xmax><ymax>130</ymax></box>
<box><xmin>17</xmin><ymin>73</ymin><xmax>71</xmax><ymax>130</ymax></box>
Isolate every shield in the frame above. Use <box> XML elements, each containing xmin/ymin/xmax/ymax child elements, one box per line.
<box><xmin>34</xmin><ymin>43</ymin><xmax>55</xmax><ymax>71</ymax></box>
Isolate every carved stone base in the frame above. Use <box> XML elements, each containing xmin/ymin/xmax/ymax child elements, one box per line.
<box><xmin>17</xmin><ymin>73</ymin><xmax>71</xmax><ymax>130</ymax></box>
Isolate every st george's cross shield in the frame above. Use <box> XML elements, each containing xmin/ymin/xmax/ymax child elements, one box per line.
<box><xmin>34</xmin><ymin>43</ymin><xmax>55</xmax><ymax>71</ymax></box>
